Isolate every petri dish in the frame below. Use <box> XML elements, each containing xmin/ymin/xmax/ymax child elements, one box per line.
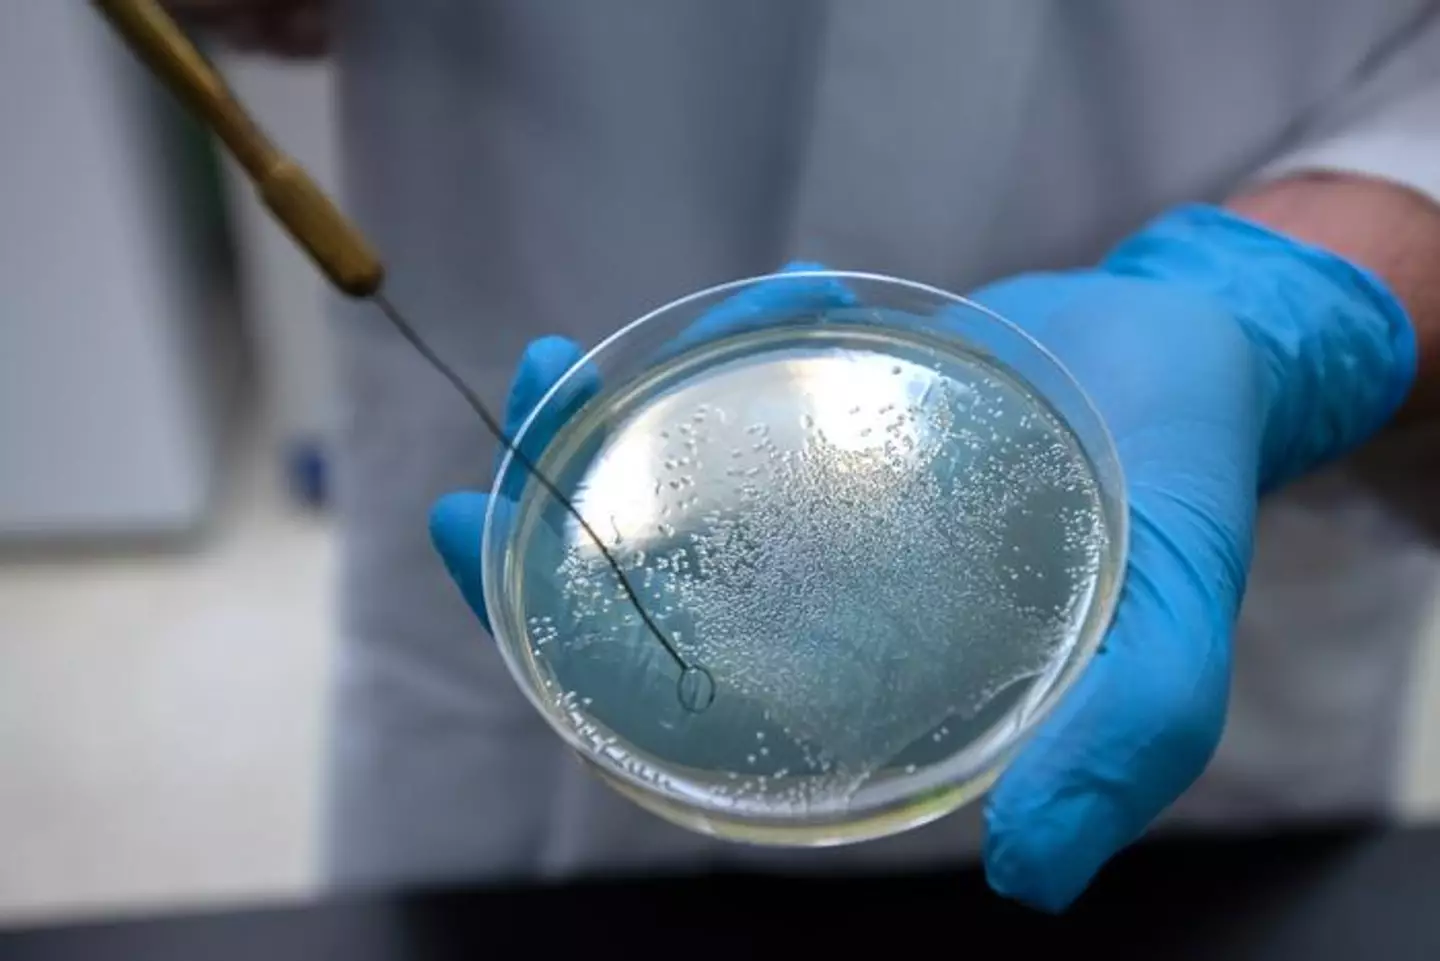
<box><xmin>482</xmin><ymin>271</ymin><xmax>1127</xmax><ymax>844</ymax></box>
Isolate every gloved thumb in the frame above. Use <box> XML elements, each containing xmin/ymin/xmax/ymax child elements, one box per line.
<box><xmin>430</xmin><ymin>491</ymin><xmax>493</xmax><ymax>631</ymax></box>
<box><xmin>983</xmin><ymin>495</ymin><xmax>1238</xmax><ymax>911</ymax></box>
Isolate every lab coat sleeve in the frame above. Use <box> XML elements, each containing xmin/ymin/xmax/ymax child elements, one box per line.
<box><xmin>1256</xmin><ymin>6</ymin><xmax>1440</xmax><ymax>204</ymax></box>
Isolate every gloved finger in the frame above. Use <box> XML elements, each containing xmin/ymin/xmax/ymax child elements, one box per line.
<box><xmin>429</xmin><ymin>490</ymin><xmax>494</xmax><ymax>632</ymax></box>
<box><xmin>982</xmin><ymin>489</ymin><xmax>1236</xmax><ymax>912</ymax></box>
<box><xmin>432</xmin><ymin>336</ymin><xmax>594</xmax><ymax>630</ymax></box>
<box><xmin>494</xmin><ymin>336</ymin><xmax>602</xmax><ymax>500</ymax></box>
<box><xmin>659</xmin><ymin>260</ymin><xmax>858</xmax><ymax>359</ymax></box>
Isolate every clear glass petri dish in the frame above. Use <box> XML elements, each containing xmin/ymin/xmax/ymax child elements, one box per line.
<box><xmin>482</xmin><ymin>271</ymin><xmax>1127</xmax><ymax>845</ymax></box>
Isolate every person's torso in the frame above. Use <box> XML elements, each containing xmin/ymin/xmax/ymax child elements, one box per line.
<box><xmin>330</xmin><ymin>0</ymin><xmax>1440</xmax><ymax>877</ymax></box>
<box><xmin>336</xmin><ymin>0</ymin><xmax>1432</xmax><ymax>370</ymax></box>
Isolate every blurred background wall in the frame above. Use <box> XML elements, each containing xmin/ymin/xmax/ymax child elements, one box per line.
<box><xmin>211</xmin><ymin>51</ymin><xmax>342</xmax><ymax>509</ymax></box>
<box><xmin>0</xmin><ymin>1</ymin><xmax>236</xmax><ymax>539</ymax></box>
<box><xmin>0</xmin><ymin>4</ymin><xmax>338</xmax><ymax>923</ymax></box>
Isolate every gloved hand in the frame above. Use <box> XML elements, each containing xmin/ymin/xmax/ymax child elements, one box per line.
<box><xmin>971</xmin><ymin>204</ymin><xmax>1412</xmax><ymax>910</ymax></box>
<box><xmin>430</xmin><ymin>206</ymin><xmax>1415</xmax><ymax>910</ymax></box>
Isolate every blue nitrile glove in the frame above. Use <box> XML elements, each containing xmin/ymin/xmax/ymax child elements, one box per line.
<box><xmin>972</xmin><ymin>204</ymin><xmax>1413</xmax><ymax>911</ymax></box>
<box><xmin>429</xmin><ymin>334</ymin><xmax>590</xmax><ymax>632</ymax></box>
<box><xmin>430</xmin><ymin>210</ymin><xmax>1414</xmax><ymax>909</ymax></box>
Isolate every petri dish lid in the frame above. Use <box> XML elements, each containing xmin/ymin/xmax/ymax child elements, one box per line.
<box><xmin>483</xmin><ymin>271</ymin><xmax>1126</xmax><ymax>844</ymax></box>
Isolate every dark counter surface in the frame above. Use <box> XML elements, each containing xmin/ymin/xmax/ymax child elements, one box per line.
<box><xmin>2</xmin><ymin>824</ymin><xmax>1430</xmax><ymax>960</ymax></box>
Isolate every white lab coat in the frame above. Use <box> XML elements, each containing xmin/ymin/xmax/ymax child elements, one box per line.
<box><xmin>325</xmin><ymin>0</ymin><xmax>1440</xmax><ymax>887</ymax></box>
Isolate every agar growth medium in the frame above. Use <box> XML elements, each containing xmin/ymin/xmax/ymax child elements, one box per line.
<box><xmin>494</xmin><ymin>322</ymin><xmax>1111</xmax><ymax>839</ymax></box>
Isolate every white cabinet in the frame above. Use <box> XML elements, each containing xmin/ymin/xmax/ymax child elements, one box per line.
<box><xmin>0</xmin><ymin>3</ymin><xmax>232</xmax><ymax>538</ymax></box>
